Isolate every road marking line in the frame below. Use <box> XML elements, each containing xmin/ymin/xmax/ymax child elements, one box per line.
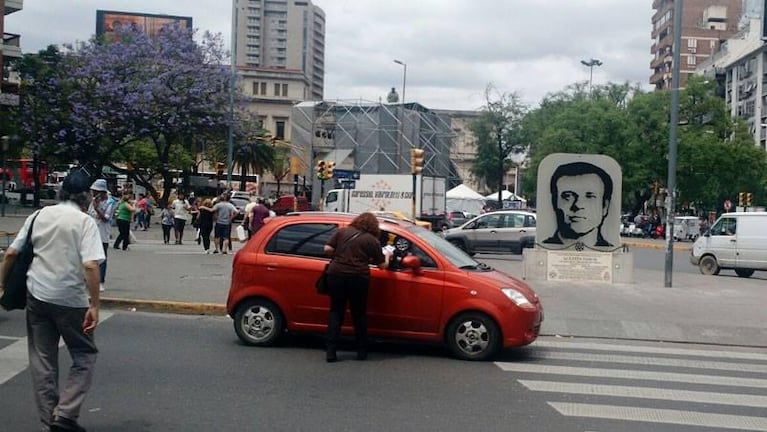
<box><xmin>520</xmin><ymin>380</ymin><xmax>767</xmax><ymax>408</ymax></box>
<box><xmin>0</xmin><ymin>312</ymin><xmax>112</xmax><ymax>386</ymax></box>
<box><xmin>495</xmin><ymin>363</ymin><xmax>767</xmax><ymax>388</ymax></box>
<box><xmin>0</xmin><ymin>335</ymin><xmax>20</xmax><ymax>341</ymax></box>
<box><xmin>548</xmin><ymin>402</ymin><xmax>767</xmax><ymax>431</ymax></box>
<box><xmin>527</xmin><ymin>350</ymin><xmax>767</xmax><ymax>373</ymax></box>
<box><xmin>534</xmin><ymin>340</ymin><xmax>767</xmax><ymax>361</ymax></box>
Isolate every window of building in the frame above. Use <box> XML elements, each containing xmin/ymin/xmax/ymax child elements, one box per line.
<box><xmin>687</xmin><ymin>55</ymin><xmax>696</xmax><ymax>66</ymax></box>
<box><xmin>274</xmin><ymin>83</ymin><xmax>281</xmax><ymax>96</ymax></box>
<box><xmin>275</xmin><ymin>119</ymin><xmax>286</xmax><ymax>139</ymax></box>
<box><xmin>252</xmin><ymin>82</ymin><xmax>259</xmax><ymax>95</ymax></box>
<box><xmin>260</xmin><ymin>82</ymin><xmax>267</xmax><ymax>95</ymax></box>
<box><xmin>282</xmin><ymin>83</ymin><xmax>288</xmax><ymax>97</ymax></box>
<box><xmin>258</xmin><ymin>116</ymin><xmax>266</xmax><ymax>128</ymax></box>
<box><xmin>687</xmin><ymin>38</ymin><xmax>697</xmax><ymax>48</ymax></box>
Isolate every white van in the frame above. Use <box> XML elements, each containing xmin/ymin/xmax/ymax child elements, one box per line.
<box><xmin>690</xmin><ymin>212</ymin><xmax>767</xmax><ymax>278</ymax></box>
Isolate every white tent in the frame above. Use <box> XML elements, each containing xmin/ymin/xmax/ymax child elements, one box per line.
<box><xmin>484</xmin><ymin>190</ymin><xmax>527</xmax><ymax>203</ymax></box>
<box><xmin>446</xmin><ymin>184</ymin><xmax>486</xmax><ymax>215</ymax></box>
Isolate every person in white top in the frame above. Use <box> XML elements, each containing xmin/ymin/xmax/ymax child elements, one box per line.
<box><xmin>0</xmin><ymin>169</ymin><xmax>105</xmax><ymax>432</ymax></box>
<box><xmin>87</xmin><ymin>178</ymin><xmax>116</xmax><ymax>292</ymax></box>
<box><xmin>171</xmin><ymin>191</ymin><xmax>191</xmax><ymax>244</ymax></box>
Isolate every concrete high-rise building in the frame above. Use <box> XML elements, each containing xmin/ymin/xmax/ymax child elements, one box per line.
<box><xmin>650</xmin><ymin>0</ymin><xmax>742</xmax><ymax>90</ymax></box>
<box><xmin>1</xmin><ymin>0</ymin><xmax>23</xmax><ymax>108</ymax></box>
<box><xmin>233</xmin><ymin>0</ymin><xmax>325</xmax><ymax>101</ymax></box>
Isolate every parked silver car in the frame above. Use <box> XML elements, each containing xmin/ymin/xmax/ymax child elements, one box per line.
<box><xmin>443</xmin><ymin>210</ymin><xmax>537</xmax><ymax>255</ymax></box>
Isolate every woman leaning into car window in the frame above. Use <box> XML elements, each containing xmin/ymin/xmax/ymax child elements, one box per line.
<box><xmin>323</xmin><ymin>212</ymin><xmax>392</xmax><ymax>363</ymax></box>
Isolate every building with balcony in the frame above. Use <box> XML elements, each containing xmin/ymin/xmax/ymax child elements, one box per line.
<box><xmin>1</xmin><ymin>0</ymin><xmax>23</xmax><ymax>107</ymax></box>
<box><xmin>651</xmin><ymin>0</ymin><xmax>742</xmax><ymax>90</ymax></box>
<box><xmin>697</xmin><ymin>17</ymin><xmax>767</xmax><ymax>149</ymax></box>
<box><xmin>233</xmin><ymin>0</ymin><xmax>325</xmax><ymax>101</ymax></box>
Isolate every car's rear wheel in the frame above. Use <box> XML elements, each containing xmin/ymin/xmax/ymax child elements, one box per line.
<box><xmin>233</xmin><ymin>298</ymin><xmax>284</xmax><ymax>346</ymax></box>
<box><xmin>446</xmin><ymin>312</ymin><xmax>501</xmax><ymax>361</ymax></box>
<box><xmin>735</xmin><ymin>268</ymin><xmax>755</xmax><ymax>278</ymax></box>
<box><xmin>698</xmin><ymin>255</ymin><xmax>720</xmax><ymax>276</ymax></box>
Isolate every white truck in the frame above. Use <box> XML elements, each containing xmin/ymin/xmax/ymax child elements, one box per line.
<box><xmin>324</xmin><ymin>174</ymin><xmax>447</xmax><ymax>229</ymax></box>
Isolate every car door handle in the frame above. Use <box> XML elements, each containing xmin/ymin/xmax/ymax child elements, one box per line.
<box><xmin>490</xmin><ymin>230</ymin><xmax>497</xmax><ymax>234</ymax></box>
<box><xmin>730</xmin><ymin>239</ymin><xmax>737</xmax><ymax>243</ymax></box>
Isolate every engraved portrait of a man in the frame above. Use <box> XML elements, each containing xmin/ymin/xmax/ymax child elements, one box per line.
<box><xmin>543</xmin><ymin>161</ymin><xmax>613</xmax><ymax>247</ymax></box>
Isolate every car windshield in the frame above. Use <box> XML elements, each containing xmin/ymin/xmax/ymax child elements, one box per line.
<box><xmin>410</xmin><ymin>226</ymin><xmax>490</xmax><ymax>270</ymax></box>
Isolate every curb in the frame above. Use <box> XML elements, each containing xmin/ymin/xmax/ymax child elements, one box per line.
<box><xmin>102</xmin><ymin>298</ymin><xmax>227</xmax><ymax>315</ymax></box>
<box><xmin>621</xmin><ymin>240</ymin><xmax>692</xmax><ymax>252</ymax></box>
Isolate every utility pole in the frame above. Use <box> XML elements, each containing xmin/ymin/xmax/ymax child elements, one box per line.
<box><xmin>664</xmin><ymin>0</ymin><xmax>683</xmax><ymax>288</ymax></box>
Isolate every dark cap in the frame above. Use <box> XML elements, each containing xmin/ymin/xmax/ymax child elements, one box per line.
<box><xmin>62</xmin><ymin>170</ymin><xmax>92</xmax><ymax>194</ymax></box>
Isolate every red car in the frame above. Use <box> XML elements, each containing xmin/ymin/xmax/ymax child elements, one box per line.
<box><xmin>226</xmin><ymin>213</ymin><xmax>543</xmax><ymax>360</ymax></box>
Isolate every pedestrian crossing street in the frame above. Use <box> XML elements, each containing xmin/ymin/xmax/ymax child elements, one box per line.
<box><xmin>495</xmin><ymin>338</ymin><xmax>767</xmax><ymax>431</ymax></box>
<box><xmin>0</xmin><ymin>312</ymin><xmax>113</xmax><ymax>387</ymax></box>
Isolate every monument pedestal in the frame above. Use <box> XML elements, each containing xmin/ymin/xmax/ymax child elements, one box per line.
<box><xmin>522</xmin><ymin>248</ymin><xmax>633</xmax><ymax>284</ymax></box>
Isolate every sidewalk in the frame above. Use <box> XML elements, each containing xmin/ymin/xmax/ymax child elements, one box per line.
<box><xmin>1</xmin><ymin>209</ymin><xmax>765</xmax><ymax>348</ymax></box>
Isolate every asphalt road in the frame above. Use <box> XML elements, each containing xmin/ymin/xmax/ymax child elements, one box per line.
<box><xmin>1</xmin><ymin>311</ymin><xmax>765</xmax><ymax>432</ymax></box>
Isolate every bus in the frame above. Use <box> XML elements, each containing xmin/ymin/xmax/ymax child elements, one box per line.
<box><xmin>1</xmin><ymin>159</ymin><xmax>48</xmax><ymax>193</ymax></box>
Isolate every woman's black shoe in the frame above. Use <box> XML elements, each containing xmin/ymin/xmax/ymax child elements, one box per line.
<box><xmin>356</xmin><ymin>350</ymin><xmax>368</xmax><ymax>361</ymax></box>
<box><xmin>326</xmin><ymin>351</ymin><xmax>338</xmax><ymax>363</ymax></box>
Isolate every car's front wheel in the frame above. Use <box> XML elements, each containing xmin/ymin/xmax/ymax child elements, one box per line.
<box><xmin>698</xmin><ymin>255</ymin><xmax>720</xmax><ymax>276</ymax></box>
<box><xmin>446</xmin><ymin>312</ymin><xmax>501</xmax><ymax>361</ymax></box>
<box><xmin>233</xmin><ymin>298</ymin><xmax>284</xmax><ymax>346</ymax></box>
<box><xmin>735</xmin><ymin>268</ymin><xmax>755</xmax><ymax>278</ymax></box>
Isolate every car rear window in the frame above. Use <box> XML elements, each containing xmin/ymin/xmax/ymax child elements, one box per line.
<box><xmin>265</xmin><ymin>223</ymin><xmax>337</xmax><ymax>258</ymax></box>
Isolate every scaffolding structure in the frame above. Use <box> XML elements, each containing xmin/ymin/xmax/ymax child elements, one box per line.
<box><xmin>292</xmin><ymin>100</ymin><xmax>457</xmax><ymax>204</ymax></box>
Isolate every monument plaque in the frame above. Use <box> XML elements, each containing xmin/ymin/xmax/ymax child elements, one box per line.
<box><xmin>547</xmin><ymin>251</ymin><xmax>613</xmax><ymax>283</ymax></box>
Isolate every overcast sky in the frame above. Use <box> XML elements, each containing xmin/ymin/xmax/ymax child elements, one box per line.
<box><xmin>8</xmin><ymin>0</ymin><xmax>655</xmax><ymax>111</ymax></box>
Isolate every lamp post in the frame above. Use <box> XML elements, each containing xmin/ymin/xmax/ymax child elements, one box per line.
<box><xmin>227</xmin><ymin>0</ymin><xmax>239</xmax><ymax>187</ymax></box>
<box><xmin>1</xmin><ymin>136</ymin><xmax>8</xmax><ymax>217</ymax></box>
<box><xmin>664</xmin><ymin>0</ymin><xmax>683</xmax><ymax>288</ymax></box>
<box><xmin>393</xmin><ymin>59</ymin><xmax>407</xmax><ymax>104</ymax></box>
<box><xmin>580</xmin><ymin>58</ymin><xmax>602</xmax><ymax>95</ymax></box>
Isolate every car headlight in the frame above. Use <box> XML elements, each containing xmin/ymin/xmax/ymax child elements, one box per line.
<box><xmin>502</xmin><ymin>288</ymin><xmax>535</xmax><ymax>310</ymax></box>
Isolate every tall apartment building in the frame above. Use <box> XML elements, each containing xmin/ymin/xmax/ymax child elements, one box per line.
<box><xmin>1</xmin><ymin>0</ymin><xmax>23</xmax><ymax>108</ymax></box>
<box><xmin>234</xmin><ymin>0</ymin><xmax>325</xmax><ymax>102</ymax></box>
<box><xmin>650</xmin><ymin>0</ymin><xmax>742</xmax><ymax>90</ymax></box>
<box><xmin>697</xmin><ymin>17</ymin><xmax>767</xmax><ymax>149</ymax></box>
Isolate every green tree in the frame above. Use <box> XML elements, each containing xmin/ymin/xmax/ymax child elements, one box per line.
<box><xmin>468</xmin><ymin>84</ymin><xmax>527</xmax><ymax>200</ymax></box>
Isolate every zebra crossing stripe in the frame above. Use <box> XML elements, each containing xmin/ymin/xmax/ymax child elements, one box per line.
<box><xmin>534</xmin><ymin>340</ymin><xmax>767</xmax><ymax>361</ymax></box>
<box><xmin>520</xmin><ymin>380</ymin><xmax>767</xmax><ymax>408</ymax></box>
<box><xmin>548</xmin><ymin>403</ymin><xmax>767</xmax><ymax>431</ymax></box>
<box><xmin>0</xmin><ymin>337</ymin><xmax>27</xmax><ymax>385</ymax></box>
<box><xmin>495</xmin><ymin>363</ymin><xmax>767</xmax><ymax>388</ymax></box>
<box><xmin>527</xmin><ymin>350</ymin><xmax>767</xmax><ymax>373</ymax></box>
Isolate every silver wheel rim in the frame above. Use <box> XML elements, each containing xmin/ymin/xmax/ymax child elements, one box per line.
<box><xmin>454</xmin><ymin>319</ymin><xmax>490</xmax><ymax>355</ymax></box>
<box><xmin>241</xmin><ymin>305</ymin><xmax>276</xmax><ymax>342</ymax></box>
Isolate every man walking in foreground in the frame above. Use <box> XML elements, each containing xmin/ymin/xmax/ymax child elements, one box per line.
<box><xmin>0</xmin><ymin>169</ymin><xmax>105</xmax><ymax>432</ymax></box>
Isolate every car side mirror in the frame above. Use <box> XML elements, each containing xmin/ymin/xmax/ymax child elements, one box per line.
<box><xmin>400</xmin><ymin>255</ymin><xmax>421</xmax><ymax>270</ymax></box>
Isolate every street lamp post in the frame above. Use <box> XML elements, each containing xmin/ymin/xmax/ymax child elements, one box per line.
<box><xmin>580</xmin><ymin>58</ymin><xmax>603</xmax><ymax>95</ymax></box>
<box><xmin>1</xmin><ymin>136</ymin><xmax>8</xmax><ymax>217</ymax></box>
<box><xmin>227</xmin><ymin>0</ymin><xmax>239</xmax><ymax>187</ymax></box>
<box><xmin>393</xmin><ymin>59</ymin><xmax>407</xmax><ymax>104</ymax></box>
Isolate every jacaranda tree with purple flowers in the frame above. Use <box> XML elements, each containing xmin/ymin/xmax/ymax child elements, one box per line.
<box><xmin>21</xmin><ymin>24</ymin><xmax>253</xmax><ymax>203</ymax></box>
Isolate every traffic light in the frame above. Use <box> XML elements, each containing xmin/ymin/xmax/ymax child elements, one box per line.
<box><xmin>324</xmin><ymin>160</ymin><xmax>335</xmax><ymax>179</ymax></box>
<box><xmin>746</xmin><ymin>192</ymin><xmax>754</xmax><ymax>207</ymax></box>
<box><xmin>410</xmin><ymin>148</ymin><xmax>425</xmax><ymax>174</ymax></box>
<box><xmin>738</xmin><ymin>192</ymin><xmax>745</xmax><ymax>207</ymax></box>
<box><xmin>215</xmin><ymin>162</ymin><xmax>225</xmax><ymax>177</ymax></box>
<box><xmin>316</xmin><ymin>160</ymin><xmax>326</xmax><ymax>180</ymax></box>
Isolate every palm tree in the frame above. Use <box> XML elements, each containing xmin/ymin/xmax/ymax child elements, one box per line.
<box><xmin>233</xmin><ymin>129</ymin><xmax>275</xmax><ymax>192</ymax></box>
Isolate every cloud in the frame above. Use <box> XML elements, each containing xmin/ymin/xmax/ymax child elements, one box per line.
<box><xmin>9</xmin><ymin>0</ymin><xmax>653</xmax><ymax>110</ymax></box>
